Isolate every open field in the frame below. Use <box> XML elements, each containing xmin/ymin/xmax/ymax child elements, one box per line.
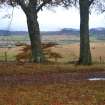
<box><xmin>0</xmin><ymin>42</ymin><xmax>105</xmax><ymax>63</ymax></box>
<box><xmin>0</xmin><ymin>34</ymin><xmax>98</xmax><ymax>45</ymax></box>
<box><xmin>0</xmin><ymin>34</ymin><xmax>105</xmax><ymax>63</ymax></box>
<box><xmin>0</xmin><ymin>35</ymin><xmax>105</xmax><ymax>104</ymax></box>
<box><xmin>50</xmin><ymin>42</ymin><xmax>105</xmax><ymax>63</ymax></box>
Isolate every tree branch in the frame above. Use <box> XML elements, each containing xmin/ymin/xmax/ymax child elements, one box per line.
<box><xmin>18</xmin><ymin>0</ymin><xmax>28</xmax><ymax>13</ymax></box>
<box><xmin>36</xmin><ymin>0</ymin><xmax>51</xmax><ymax>13</ymax></box>
<box><xmin>102</xmin><ymin>9</ymin><xmax>105</xmax><ymax>13</ymax></box>
<box><xmin>89</xmin><ymin>0</ymin><xmax>94</xmax><ymax>6</ymax></box>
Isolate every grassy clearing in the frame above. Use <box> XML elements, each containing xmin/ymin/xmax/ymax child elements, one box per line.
<box><xmin>0</xmin><ymin>81</ymin><xmax>105</xmax><ymax>105</ymax></box>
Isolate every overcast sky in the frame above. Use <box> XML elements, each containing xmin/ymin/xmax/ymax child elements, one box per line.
<box><xmin>0</xmin><ymin>6</ymin><xmax>105</xmax><ymax>31</ymax></box>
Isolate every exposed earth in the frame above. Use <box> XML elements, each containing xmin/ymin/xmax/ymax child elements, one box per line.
<box><xmin>0</xmin><ymin>71</ymin><xmax>105</xmax><ymax>86</ymax></box>
<box><xmin>0</xmin><ymin>63</ymin><xmax>105</xmax><ymax>86</ymax></box>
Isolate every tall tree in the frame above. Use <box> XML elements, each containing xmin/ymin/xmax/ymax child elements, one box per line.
<box><xmin>19</xmin><ymin>0</ymin><xmax>44</xmax><ymax>63</ymax></box>
<box><xmin>65</xmin><ymin>0</ymin><xmax>94</xmax><ymax>65</ymax></box>
<box><xmin>0</xmin><ymin>0</ymin><xmax>58</xmax><ymax>63</ymax></box>
<box><xmin>0</xmin><ymin>0</ymin><xmax>73</xmax><ymax>63</ymax></box>
<box><xmin>78</xmin><ymin>0</ymin><xmax>94</xmax><ymax>65</ymax></box>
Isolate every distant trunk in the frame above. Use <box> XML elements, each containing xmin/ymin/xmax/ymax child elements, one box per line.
<box><xmin>79</xmin><ymin>0</ymin><xmax>92</xmax><ymax>65</ymax></box>
<box><xmin>21</xmin><ymin>7</ymin><xmax>44</xmax><ymax>63</ymax></box>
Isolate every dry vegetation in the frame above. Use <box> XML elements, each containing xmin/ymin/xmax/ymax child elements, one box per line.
<box><xmin>49</xmin><ymin>42</ymin><xmax>105</xmax><ymax>63</ymax></box>
<box><xmin>0</xmin><ymin>38</ymin><xmax>105</xmax><ymax>104</ymax></box>
<box><xmin>0</xmin><ymin>63</ymin><xmax>104</xmax><ymax>75</ymax></box>
<box><xmin>0</xmin><ymin>63</ymin><xmax>104</xmax><ymax>104</ymax></box>
<box><xmin>0</xmin><ymin>42</ymin><xmax>105</xmax><ymax>63</ymax></box>
<box><xmin>21</xmin><ymin>42</ymin><xmax>102</xmax><ymax>63</ymax></box>
<box><xmin>0</xmin><ymin>46</ymin><xmax>25</xmax><ymax>61</ymax></box>
<box><xmin>15</xmin><ymin>43</ymin><xmax>62</xmax><ymax>63</ymax></box>
<box><xmin>0</xmin><ymin>81</ymin><xmax>105</xmax><ymax>105</ymax></box>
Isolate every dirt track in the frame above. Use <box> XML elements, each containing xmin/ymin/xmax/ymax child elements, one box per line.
<box><xmin>0</xmin><ymin>71</ymin><xmax>105</xmax><ymax>86</ymax></box>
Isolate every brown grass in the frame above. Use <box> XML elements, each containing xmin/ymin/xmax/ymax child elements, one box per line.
<box><xmin>50</xmin><ymin>42</ymin><xmax>105</xmax><ymax>63</ymax></box>
<box><xmin>0</xmin><ymin>62</ymin><xmax>104</xmax><ymax>104</ymax></box>
<box><xmin>0</xmin><ymin>41</ymin><xmax>105</xmax><ymax>104</ymax></box>
<box><xmin>0</xmin><ymin>42</ymin><xmax>105</xmax><ymax>63</ymax></box>
<box><xmin>0</xmin><ymin>81</ymin><xmax>105</xmax><ymax>105</ymax></box>
<box><xmin>0</xmin><ymin>63</ymin><xmax>104</xmax><ymax>75</ymax></box>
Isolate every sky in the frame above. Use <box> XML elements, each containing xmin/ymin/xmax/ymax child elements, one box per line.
<box><xmin>0</xmin><ymin>6</ymin><xmax>105</xmax><ymax>31</ymax></box>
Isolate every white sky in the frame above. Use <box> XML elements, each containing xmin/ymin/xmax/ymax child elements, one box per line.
<box><xmin>0</xmin><ymin>6</ymin><xmax>105</xmax><ymax>31</ymax></box>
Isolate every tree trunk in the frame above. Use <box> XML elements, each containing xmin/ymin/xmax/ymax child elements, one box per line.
<box><xmin>79</xmin><ymin>0</ymin><xmax>92</xmax><ymax>65</ymax></box>
<box><xmin>23</xmin><ymin>8</ymin><xmax>44</xmax><ymax>63</ymax></box>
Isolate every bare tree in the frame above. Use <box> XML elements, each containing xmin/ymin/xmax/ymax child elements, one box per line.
<box><xmin>91</xmin><ymin>0</ymin><xmax>105</xmax><ymax>13</ymax></box>
<box><xmin>1</xmin><ymin>0</ymin><xmax>100</xmax><ymax>65</ymax></box>
<box><xmin>78</xmin><ymin>0</ymin><xmax>105</xmax><ymax>65</ymax></box>
<box><xmin>0</xmin><ymin>0</ymin><xmax>61</xmax><ymax>63</ymax></box>
<box><xmin>78</xmin><ymin>0</ymin><xmax>94</xmax><ymax>65</ymax></box>
<box><xmin>63</xmin><ymin>0</ymin><xmax>94</xmax><ymax>65</ymax></box>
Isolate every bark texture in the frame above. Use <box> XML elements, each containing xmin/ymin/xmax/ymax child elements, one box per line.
<box><xmin>79</xmin><ymin>0</ymin><xmax>92</xmax><ymax>65</ymax></box>
<box><xmin>20</xmin><ymin>5</ymin><xmax>44</xmax><ymax>63</ymax></box>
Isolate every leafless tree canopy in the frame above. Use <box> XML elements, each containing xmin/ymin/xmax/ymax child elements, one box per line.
<box><xmin>0</xmin><ymin>0</ymin><xmax>77</xmax><ymax>12</ymax></box>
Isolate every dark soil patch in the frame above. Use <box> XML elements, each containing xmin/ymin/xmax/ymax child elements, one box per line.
<box><xmin>0</xmin><ymin>71</ymin><xmax>105</xmax><ymax>86</ymax></box>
